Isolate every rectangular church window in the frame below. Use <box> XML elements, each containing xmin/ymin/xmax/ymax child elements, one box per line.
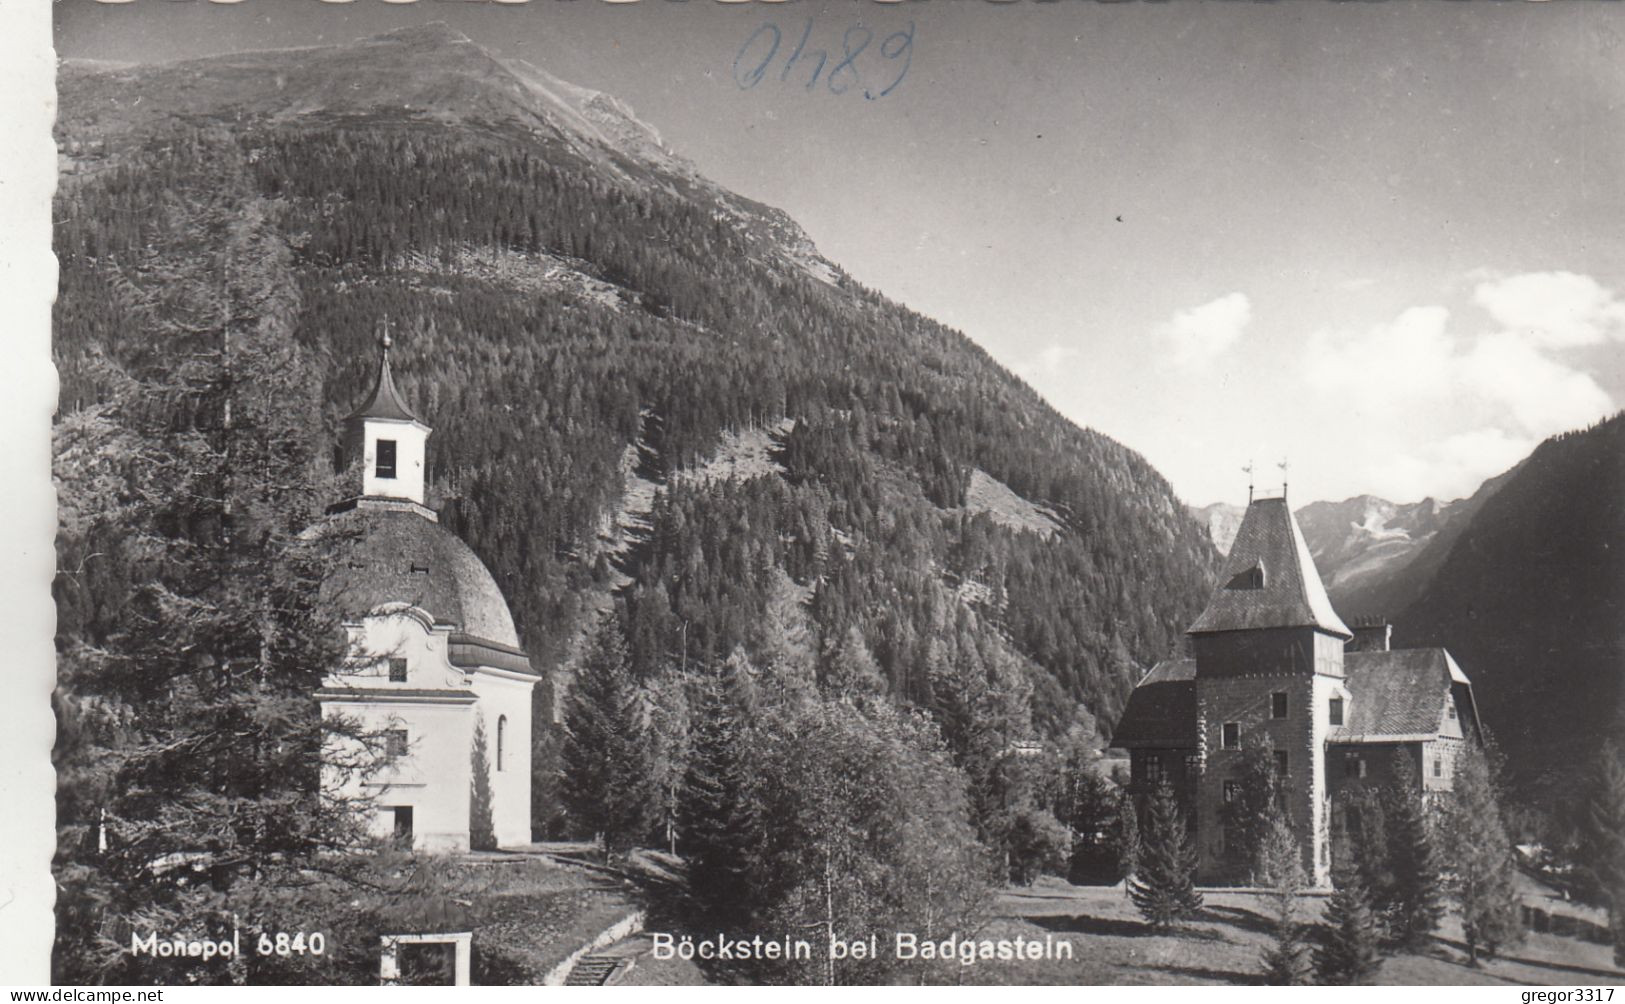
<box><xmin>376</xmin><ymin>439</ymin><xmax>398</xmax><ymax>479</ymax></box>
<box><xmin>1222</xmin><ymin>722</ymin><xmax>1240</xmax><ymax>749</ymax></box>
<box><xmin>390</xmin><ymin>806</ymin><xmax>413</xmax><ymax>846</ymax></box>
<box><xmin>388</xmin><ymin>657</ymin><xmax>408</xmax><ymax>682</ymax></box>
<box><xmin>386</xmin><ymin>729</ymin><xmax>408</xmax><ymax>758</ymax></box>
<box><xmin>1329</xmin><ymin>697</ymin><xmax>1345</xmax><ymax>726</ymax></box>
<box><xmin>1272</xmin><ymin>692</ymin><xmax>1288</xmax><ymax>719</ymax></box>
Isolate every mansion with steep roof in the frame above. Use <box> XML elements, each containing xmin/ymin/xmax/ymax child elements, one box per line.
<box><xmin>1111</xmin><ymin>494</ymin><xmax>1481</xmax><ymax>887</ymax></box>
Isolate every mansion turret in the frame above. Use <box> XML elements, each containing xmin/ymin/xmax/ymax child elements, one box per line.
<box><xmin>1111</xmin><ymin>494</ymin><xmax>1481</xmax><ymax>886</ymax></box>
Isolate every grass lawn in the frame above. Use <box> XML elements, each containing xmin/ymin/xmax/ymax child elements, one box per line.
<box><xmin>618</xmin><ymin>877</ymin><xmax>1624</xmax><ymax>986</ymax></box>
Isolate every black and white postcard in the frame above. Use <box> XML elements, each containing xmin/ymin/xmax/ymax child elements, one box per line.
<box><xmin>8</xmin><ymin>0</ymin><xmax>1624</xmax><ymax>988</ymax></box>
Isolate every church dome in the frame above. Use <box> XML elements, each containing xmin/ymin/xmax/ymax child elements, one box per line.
<box><xmin>319</xmin><ymin>504</ymin><xmax>521</xmax><ymax>649</ymax></box>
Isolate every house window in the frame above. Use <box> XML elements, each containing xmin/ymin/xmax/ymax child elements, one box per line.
<box><xmin>1222</xmin><ymin>722</ymin><xmax>1240</xmax><ymax>750</ymax></box>
<box><xmin>1145</xmin><ymin>754</ymin><xmax>1166</xmax><ymax>785</ymax></box>
<box><xmin>1184</xmin><ymin>753</ymin><xmax>1202</xmax><ymax>776</ymax></box>
<box><xmin>1223</xmin><ymin>780</ymin><xmax>1241</xmax><ymax>804</ymax></box>
<box><xmin>1344</xmin><ymin>753</ymin><xmax>1362</xmax><ymax>778</ymax></box>
<box><xmin>497</xmin><ymin>715</ymin><xmax>507</xmax><ymax>772</ymax></box>
<box><xmin>376</xmin><ymin>439</ymin><xmax>398</xmax><ymax>480</ymax></box>
<box><xmin>1447</xmin><ymin>704</ymin><xmax>1458</xmax><ymax>721</ymax></box>
<box><xmin>1329</xmin><ymin>697</ymin><xmax>1344</xmax><ymax>726</ymax></box>
<box><xmin>388</xmin><ymin>657</ymin><xmax>408</xmax><ymax>682</ymax></box>
<box><xmin>1275</xmin><ymin>750</ymin><xmax>1289</xmax><ymax>776</ymax></box>
<box><xmin>1433</xmin><ymin>756</ymin><xmax>1443</xmax><ymax>778</ymax></box>
<box><xmin>1272</xmin><ymin>692</ymin><xmax>1288</xmax><ymax>719</ymax></box>
<box><xmin>385</xmin><ymin>729</ymin><xmax>408</xmax><ymax>758</ymax></box>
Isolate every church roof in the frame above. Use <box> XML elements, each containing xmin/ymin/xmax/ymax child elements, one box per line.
<box><xmin>344</xmin><ymin>345</ymin><xmax>421</xmax><ymax>424</ymax></box>
<box><xmin>1187</xmin><ymin>496</ymin><xmax>1352</xmax><ymax>639</ymax></box>
<box><xmin>1109</xmin><ymin>658</ymin><xmax>1198</xmax><ymax>748</ymax></box>
<box><xmin>316</xmin><ymin>506</ymin><xmax>523</xmax><ymax>651</ymax></box>
<box><xmin>1332</xmin><ymin>647</ymin><xmax>1468</xmax><ymax>742</ymax></box>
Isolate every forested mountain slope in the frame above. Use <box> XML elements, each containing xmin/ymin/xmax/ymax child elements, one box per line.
<box><xmin>52</xmin><ymin>24</ymin><xmax>1217</xmax><ymax>738</ymax></box>
<box><xmin>1394</xmin><ymin>414</ymin><xmax>1625</xmax><ymax>802</ymax></box>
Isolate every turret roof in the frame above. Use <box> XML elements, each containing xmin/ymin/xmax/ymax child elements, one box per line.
<box><xmin>1187</xmin><ymin>496</ymin><xmax>1352</xmax><ymax>638</ymax></box>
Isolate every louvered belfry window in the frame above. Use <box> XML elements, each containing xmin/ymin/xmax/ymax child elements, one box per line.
<box><xmin>376</xmin><ymin>439</ymin><xmax>398</xmax><ymax>479</ymax></box>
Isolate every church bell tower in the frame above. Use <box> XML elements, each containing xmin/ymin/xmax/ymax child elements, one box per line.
<box><xmin>340</xmin><ymin>331</ymin><xmax>433</xmax><ymax>514</ymax></box>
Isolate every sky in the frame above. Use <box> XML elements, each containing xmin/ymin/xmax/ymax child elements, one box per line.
<box><xmin>52</xmin><ymin>0</ymin><xmax>1625</xmax><ymax>507</ymax></box>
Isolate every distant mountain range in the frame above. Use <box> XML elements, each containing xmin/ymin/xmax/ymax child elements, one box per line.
<box><xmin>1192</xmin><ymin>471</ymin><xmax>1518</xmax><ymax>621</ymax></box>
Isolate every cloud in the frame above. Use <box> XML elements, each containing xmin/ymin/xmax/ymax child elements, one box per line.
<box><xmin>1471</xmin><ymin>270</ymin><xmax>1625</xmax><ymax>348</ymax></box>
<box><xmin>1461</xmin><ymin>331</ymin><xmax>1616</xmax><ymax>434</ymax></box>
<box><xmin>1158</xmin><ymin>292</ymin><xmax>1251</xmax><ymax>366</ymax></box>
<box><xmin>1304</xmin><ymin>305</ymin><xmax>1458</xmax><ymax>406</ymax></box>
<box><xmin>1301</xmin><ymin>276</ymin><xmax>1618</xmax><ymax>499</ymax></box>
<box><xmin>1373</xmin><ymin>427</ymin><xmax>1535</xmax><ymax>502</ymax></box>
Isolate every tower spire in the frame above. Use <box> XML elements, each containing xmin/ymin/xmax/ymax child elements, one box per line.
<box><xmin>1243</xmin><ymin>460</ymin><xmax>1255</xmax><ymax>504</ymax></box>
<box><xmin>340</xmin><ymin>319</ymin><xmax>432</xmax><ymax>510</ymax></box>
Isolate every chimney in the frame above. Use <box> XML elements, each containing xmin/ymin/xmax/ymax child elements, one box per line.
<box><xmin>1346</xmin><ymin>616</ymin><xmax>1392</xmax><ymax>653</ymax></box>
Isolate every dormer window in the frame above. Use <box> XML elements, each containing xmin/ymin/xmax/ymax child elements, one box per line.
<box><xmin>1329</xmin><ymin>697</ymin><xmax>1345</xmax><ymax>726</ymax></box>
<box><xmin>376</xmin><ymin>439</ymin><xmax>398</xmax><ymax>480</ymax></box>
<box><xmin>1224</xmin><ymin>561</ymin><xmax>1266</xmax><ymax>591</ymax></box>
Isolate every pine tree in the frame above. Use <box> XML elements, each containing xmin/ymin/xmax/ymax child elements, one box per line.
<box><xmin>1130</xmin><ymin>783</ymin><xmax>1203</xmax><ymax>930</ymax></box>
<box><xmin>1576</xmin><ymin>742</ymin><xmax>1625</xmax><ymax>967</ymax></box>
<box><xmin>1384</xmin><ymin>751</ymin><xmax>1445</xmax><ymax>949</ymax></box>
<box><xmin>1316</xmin><ymin>868</ymin><xmax>1383</xmax><ymax>985</ymax></box>
<box><xmin>1443</xmin><ymin>743</ymin><xmax>1521</xmax><ymax>964</ymax></box>
<box><xmin>1257</xmin><ymin>807</ymin><xmax>1312</xmax><ymax>985</ymax></box>
<box><xmin>561</xmin><ymin>612</ymin><xmax>652</xmax><ymax>859</ymax></box>
<box><xmin>1067</xmin><ymin>771</ymin><xmax>1125</xmax><ymax>884</ymax></box>
<box><xmin>678</xmin><ymin>670</ymin><xmax>761</xmax><ymax>923</ymax></box>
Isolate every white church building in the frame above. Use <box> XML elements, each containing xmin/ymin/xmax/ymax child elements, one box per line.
<box><xmin>316</xmin><ymin>335</ymin><xmax>538</xmax><ymax>852</ymax></box>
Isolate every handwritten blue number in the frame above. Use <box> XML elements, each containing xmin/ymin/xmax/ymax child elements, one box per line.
<box><xmin>874</xmin><ymin>22</ymin><xmax>914</xmax><ymax>100</ymax></box>
<box><xmin>828</xmin><ymin>26</ymin><xmax>871</xmax><ymax>96</ymax></box>
<box><xmin>733</xmin><ymin>23</ymin><xmax>781</xmax><ymax>90</ymax></box>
